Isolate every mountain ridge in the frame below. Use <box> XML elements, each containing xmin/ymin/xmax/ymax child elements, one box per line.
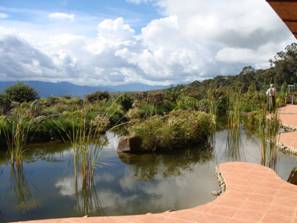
<box><xmin>0</xmin><ymin>81</ymin><xmax>168</xmax><ymax>97</ymax></box>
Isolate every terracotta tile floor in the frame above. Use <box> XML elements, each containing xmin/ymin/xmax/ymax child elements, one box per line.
<box><xmin>16</xmin><ymin>162</ymin><xmax>297</xmax><ymax>223</ymax></box>
<box><xmin>279</xmin><ymin>105</ymin><xmax>297</xmax><ymax>128</ymax></box>
<box><xmin>279</xmin><ymin>104</ymin><xmax>297</xmax><ymax>152</ymax></box>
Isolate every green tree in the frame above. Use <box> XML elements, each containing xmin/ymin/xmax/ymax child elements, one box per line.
<box><xmin>273</xmin><ymin>43</ymin><xmax>297</xmax><ymax>85</ymax></box>
<box><xmin>5</xmin><ymin>83</ymin><xmax>39</xmax><ymax>103</ymax></box>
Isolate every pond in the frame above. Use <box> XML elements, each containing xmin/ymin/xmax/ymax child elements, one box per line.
<box><xmin>0</xmin><ymin>130</ymin><xmax>296</xmax><ymax>222</ymax></box>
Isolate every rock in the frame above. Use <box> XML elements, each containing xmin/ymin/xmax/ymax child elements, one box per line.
<box><xmin>288</xmin><ymin>167</ymin><xmax>297</xmax><ymax>185</ymax></box>
<box><xmin>117</xmin><ymin>136</ymin><xmax>142</xmax><ymax>153</ymax></box>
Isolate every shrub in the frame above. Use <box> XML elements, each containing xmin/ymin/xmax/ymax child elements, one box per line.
<box><xmin>126</xmin><ymin>107</ymin><xmax>141</xmax><ymax>120</ymax></box>
<box><xmin>175</xmin><ymin>96</ymin><xmax>199</xmax><ymax>110</ymax></box>
<box><xmin>0</xmin><ymin>94</ymin><xmax>11</xmax><ymax>114</ymax></box>
<box><xmin>128</xmin><ymin>110</ymin><xmax>215</xmax><ymax>152</ymax></box>
<box><xmin>5</xmin><ymin>83</ymin><xmax>39</xmax><ymax>103</ymax></box>
<box><xmin>147</xmin><ymin>92</ymin><xmax>165</xmax><ymax>106</ymax></box>
<box><xmin>90</xmin><ymin>115</ymin><xmax>110</xmax><ymax>133</ymax></box>
<box><xmin>213</xmin><ymin>90</ymin><xmax>229</xmax><ymax>115</ymax></box>
<box><xmin>105</xmin><ymin>103</ymin><xmax>126</xmax><ymax>125</ymax></box>
<box><xmin>85</xmin><ymin>91</ymin><xmax>109</xmax><ymax>103</ymax></box>
<box><xmin>138</xmin><ymin>102</ymin><xmax>157</xmax><ymax>118</ymax></box>
<box><xmin>117</xmin><ymin>94</ymin><xmax>133</xmax><ymax>111</ymax></box>
<box><xmin>197</xmin><ymin>99</ymin><xmax>210</xmax><ymax>112</ymax></box>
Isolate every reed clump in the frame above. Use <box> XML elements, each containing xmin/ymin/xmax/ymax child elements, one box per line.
<box><xmin>226</xmin><ymin>93</ymin><xmax>242</xmax><ymax>159</ymax></box>
<box><xmin>256</xmin><ymin>106</ymin><xmax>280</xmax><ymax>167</ymax></box>
<box><xmin>0</xmin><ymin>104</ymin><xmax>45</xmax><ymax>165</ymax></box>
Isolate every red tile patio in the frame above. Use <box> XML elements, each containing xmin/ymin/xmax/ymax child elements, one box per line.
<box><xmin>278</xmin><ymin>105</ymin><xmax>297</xmax><ymax>154</ymax></box>
<box><xmin>16</xmin><ymin>162</ymin><xmax>297</xmax><ymax>223</ymax></box>
<box><xmin>279</xmin><ymin>105</ymin><xmax>297</xmax><ymax>129</ymax></box>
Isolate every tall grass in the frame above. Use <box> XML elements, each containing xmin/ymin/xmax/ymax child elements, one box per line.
<box><xmin>54</xmin><ymin>104</ymin><xmax>109</xmax><ymax>215</ymax></box>
<box><xmin>73</xmin><ymin>145</ymin><xmax>104</xmax><ymax>215</ymax></box>
<box><xmin>257</xmin><ymin>105</ymin><xmax>280</xmax><ymax>168</ymax></box>
<box><xmin>226</xmin><ymin>93</ymin><xmax>242</xmax><ymax>160</ymax></box>
<box><xmin>207</xmin><ymin>90</ymin><xmax>217</xmax><ymax>117</ymax></box>
<box><xmin>0</xmin><ymin>104</ymin><xmax>44</xmax><ymax>166</ymax></box>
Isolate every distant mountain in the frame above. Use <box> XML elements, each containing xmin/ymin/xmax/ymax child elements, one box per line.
<box><xmin>0</xmin><ymin>81</ymin><xmax>168</xmax><ymax>97</ymax></box>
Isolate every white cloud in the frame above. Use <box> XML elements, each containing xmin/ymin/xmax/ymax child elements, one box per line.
<box><xmin>0</xmin><ymin>13</ymin><xmax>8</xmax><ymax>19</ymax></box>
<box><xmin>48</xmin><ymin>12</ymin><xmax>75</xmax><ymax>21</ymax></box>
<box><xmin>0</xmin><ymin>1</ymin><xmax>295</xmax><ymax>86</ymax></box>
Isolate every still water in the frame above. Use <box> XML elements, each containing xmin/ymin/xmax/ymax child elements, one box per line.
<box><xmin>0</xmin><ymin>130</ymin><xmax>296</xmax><ymax>222</ymax></box>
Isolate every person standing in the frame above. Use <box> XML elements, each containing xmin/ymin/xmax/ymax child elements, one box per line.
<box><xmin>266</xmin><ymin>84</ymin><xmax>276</xmax><ymax>112</ymax></box>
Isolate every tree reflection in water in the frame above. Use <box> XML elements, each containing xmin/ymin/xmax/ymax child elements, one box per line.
<box><xmin>118</xmin><ymin>146</ymin><xmax>214</xmax><ymax>181</ymax></box>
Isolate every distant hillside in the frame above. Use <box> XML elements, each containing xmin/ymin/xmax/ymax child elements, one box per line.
<box><xmin>0</xmin><ymin>81</ymin><xmax>168</xmax><ymax>97</ymax></box>
<box><xmin>174</xmin><ymin>43</ymin><xmax>297</xmax><ymax>97</ymax></box>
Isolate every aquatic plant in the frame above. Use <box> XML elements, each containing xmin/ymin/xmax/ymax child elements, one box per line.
<box><xmin>226</xmin><ymin>93</ymin><xmax>242</xmax><ymax>160</ymax></box>
<box><xmin>257</xmin><ymin>106</ymin><xmax>280</xmax><ymax>168</ymax></box>
<box><xmin>73</xmin><ymin>145</ymin><xmax>104</xmax><ymax>215</ymax></box>
<box><xmin>53</xmin><ymin>104</ymin><xmax>110</xmax><ymax>215</ymax></box>
<box><xmin>266</xmin><ymin>110</ymin><xmax>280</xmax><ymax>168</ymax></box>
<box><xmin>207</xmin><ymin>90</ymin><xmax>217</xmax><ymax>117</ymax></box>
<box><xmin>0</xmin><ymin>104</ymin><xmax>45</xmax><ymax>165</ymax></box>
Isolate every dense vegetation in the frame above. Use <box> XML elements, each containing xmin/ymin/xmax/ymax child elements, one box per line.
<box><xmin>128</xmin><ymin>110</ymin><xmax>215</xmax><ymax>152</ymax></box>
<box><xmin>0</xmin><ymin>43</ymin><xmax>296</xmax><ymax>159</ymax></box>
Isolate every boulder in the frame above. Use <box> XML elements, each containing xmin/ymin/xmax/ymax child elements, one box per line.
<box><xmin>117</xmin><ymin>136</ymin><xmax>142</xmax><ymax>153</ymax></box>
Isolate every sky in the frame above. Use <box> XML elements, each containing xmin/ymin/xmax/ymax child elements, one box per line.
<box><xmin>0</xmin><ymin>0</ymin><xmax>295</xmax><ymax>86</ymax></box>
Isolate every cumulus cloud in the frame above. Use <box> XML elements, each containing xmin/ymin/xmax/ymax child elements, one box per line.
<box><xmin>48</xmin><ymin>12</ymin><xmax>75</xmax><ymax>21</ymax></box>
<box><xmin>0</xmin><ymin>35</ymin><xmax>59</xmax><ymax>81</ymax></box>
<box><xmin>0</xmin><ymin>0</ymin><xmax>295</xmax><ymax>86</ymax></box>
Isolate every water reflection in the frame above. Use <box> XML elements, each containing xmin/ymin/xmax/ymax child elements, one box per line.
<box><xmin>226</xmin><ymin>128</ymin><xmax>242</xmax><ymax>161</ymax></box>
<box><xmin>118</xmin><ymin>147</ymin><xmax>213</xmax><ymax>180</ymax></box>
<box><xmin>72</xmin><ymin>146</ymin><xmax>104</xmax><ymax>215</ymax></box>
<box><xmin>10</xmin><ymin>163</ymin><xmax>38</xmax><ymax>211</ymax></box>
<box><xmin>0</xmin><ymin>130</ymin><xmax>296</xmax><ymax>222</ymax></box>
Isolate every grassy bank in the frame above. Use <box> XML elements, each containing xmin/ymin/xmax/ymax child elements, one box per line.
<box><xmin>0</xmin><ymin>71</ymin><xmax>290</xmax><ymax>158</ymax></box>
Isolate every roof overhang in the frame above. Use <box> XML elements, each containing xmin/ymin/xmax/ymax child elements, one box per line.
<box><xmin>267</xmin><ymin>0</ymin><xmax>297</xmax><ymax>38</ymax></box>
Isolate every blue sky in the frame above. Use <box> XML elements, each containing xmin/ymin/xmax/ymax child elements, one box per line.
<box><xmin>0</xmin><ymin>0</ymin><xmax>295</xmax><ymax>86</ymax></box>
<box><xmin>0</xmin><ymin>0</ymin><xmax>159</xmax><ymax>34</ymax></box>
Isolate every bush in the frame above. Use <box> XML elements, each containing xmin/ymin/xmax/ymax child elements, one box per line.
<box><xmin>85</xmin><ymin>91</ymin><xmax>109</xmax><ymax>103</ymax></box>
<box><xmin>197</xmin><ymin>99</ymin><xmax>210</xmax><ymax>112</ymax></box>
<box><xmin>117</xmin><ymin>94</ymin><xmax>133</xmax><ymax>111</ymax></box>
<box><xmin>5</xmin><ymin>83</ymin><xmax>39</xmax><ymax>103</ymax></box>
<box><xmin>175</xmin><ymin>96</ymin><xmax>199</xmax><ymax>110</ymax></box>
<box><xmin>0</xmin><ymin>94</ymin><xmax>10</xmax><ymax>114</ymax></box>
<box><xmin>128</xmin><ymin>110</ymin><xmax>215</xmax><ymax>152</ymax></box>
<box><xmin>90</xmin><ymin>115</ymin><xmax>110</xmax><ymax>133</ymax></box>
<box><xmin>213</xmin><ymin>90</ymin><xmax>229</xmax><ymax>115</ymax></box>
<box><xmin>105</xmin><ymin>103</ymin><xmax>126</xmax><ymax>125</ymax></box>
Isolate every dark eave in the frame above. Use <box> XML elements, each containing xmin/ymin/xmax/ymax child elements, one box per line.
<box><xmin>267</xmin><ymin>0</ymin><xmax>297</xmax><ymax>38</ymax></box>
